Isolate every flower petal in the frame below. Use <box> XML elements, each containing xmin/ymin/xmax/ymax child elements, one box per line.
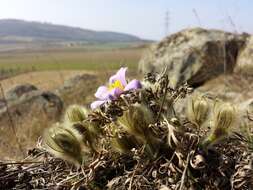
<box><xmin>109</xmin><ymin>67</ymin><xmax>127</xmax><ymax>86</ymax></box>
<box><xmin>124</xmin><ymin>79</ymin><xmax>142</xmax><ymax>91</ymax></box>
<box><xmin>95</xmin><ymin>86</ymin><xmax>110</xmax><ymax>100</ymax></box>
<box><xmin>91</xmin><ymin>100</ymin><xmax>105</xmax><ymax>110</ymax></box>
<box><xmin>109</xmin><ymin>87</ymin><xmax>123</xmax><ymax>98</ymax></box>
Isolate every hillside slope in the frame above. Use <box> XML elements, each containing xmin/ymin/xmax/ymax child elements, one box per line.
<box><xmin>0</xmin><ymin>19</ymin><xmax>143</xmax><ymax>43</ymax></box>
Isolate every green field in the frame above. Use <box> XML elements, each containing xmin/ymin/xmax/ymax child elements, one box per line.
<box><xmin>0</xmin><ymin>46</ymin><xmax>145</xmax><ymax>79</ymax></box>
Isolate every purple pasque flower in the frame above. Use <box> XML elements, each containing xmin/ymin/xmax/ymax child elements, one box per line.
<box><xmin>91</xmin><ymin>67</ymin><xmax>142</xmax><ymax>110</ymax></box>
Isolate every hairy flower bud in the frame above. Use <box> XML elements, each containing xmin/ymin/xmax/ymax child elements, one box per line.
<box><xmin>44</xmin><ymin>125</ymin><xmax>83</xmax><ymax>165</ymax></box>
<box><xmin>65</xmin><ymin>105</ymin><xmax>88</xmax><ymax>123</ymax></box>
<box><xmin>213</xmin><ymin>102</ymin><xmax>236</xmax><ymax>130</ymax></box>
<box><xmin>202</xmin><ymin>102</ymin><xmax>237</xmax><ymax>148</ymax></box>
<box><xmin>117</xmin><ymin>103</ymin><xmax>155</xmax><ymax>141</ymax></box>
<box><xmin>187</xmin><ymin>95</ymin><xmax>210</xmax><ymax>127</ymax></box>
<box><xmin>72</xmin><ymin>122</ymin><xmax>101</xmax><ymax>153</ymax></box>
<box><xmin>117</xmin><ymin>103</ymin><xmax>161</xmax><ymax>157</ymax></box>
<box><xmin>111</xmin><ymin>132</ymin><xmax>139</xmax><ymax>154</ymax></box>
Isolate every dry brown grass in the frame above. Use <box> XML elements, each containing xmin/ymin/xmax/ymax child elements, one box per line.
<box><xmin>0</xmin><ymin>70</ymin><xmax>94</xmax><ymax>96</ymax></box>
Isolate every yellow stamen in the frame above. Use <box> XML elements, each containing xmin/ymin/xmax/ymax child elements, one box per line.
<box><xmin>109</xmin><ymin>80</ymin><xmax>124</xmax><ymax>91</ymax></box>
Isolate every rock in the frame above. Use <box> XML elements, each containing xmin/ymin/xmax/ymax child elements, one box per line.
<box><xmin>1</xmin><ymin>83</ymin><xmax>63</xmax><ymax>120</ymax></box>
<box><xmin>55</xmin><ymin>73</ymin><xmax>99</xmax><ymax>106</ymax></box>
<box><xmin>248</xmin><ymin>100</ymin><xmax>253</xmax><ymax>113</ymax></box>
<box><xmin>139</xmin><ymin>28</ymin><xmax>247</xmax><ymax>87</ymax></box>
<box><xmin>5</xmin><ymin>84</ymin><xmax>38</xmax><ymax>101</ymax></box>
<box><xmin>173</xmin><ymin>73</ymin><xmax>253</xmax><ymax>117</ymax></box>
<box><xmin>0</xmin><ymin>90</ymin><xmax>63</xmax><ymax>121</ymax></box>
<box><xmin>239</xmin><ymin>98</ymin><xmax>253</xmax><ymax>121</ymax></box>
<box><xmin>195</xmin><ymin>74</ymin><xmax>252</xmax><ymax>103</ymax></box>
<box><xmin>58</xmin><ymin>74</ymin><xmax>97</xmax><ymax>92</ymax></box>
<box><xmin>0</xmin><ymin>99</ymin><xmax>5</xmax><ymax>109</ymax></box>
<box><xmin>0</xmin><ymin>88</ymin><xmax>63</xmax><ymax>159</ymax></box>
<box><xmin>235</xmin><ymin>35</ymin><xmax>253</xmax><ymax>75</ymax></box>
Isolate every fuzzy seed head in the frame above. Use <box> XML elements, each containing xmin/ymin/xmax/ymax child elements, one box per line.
<box><xmin>187</xmin><ymin>95</ymin><xmax>210</xmax><ymax>127</ymax></box>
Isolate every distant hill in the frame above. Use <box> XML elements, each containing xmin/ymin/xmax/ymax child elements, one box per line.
<box><xmin>0</xmin><ymin>19</ymin><xmax>145</xmax><ymax>44</ymax></box>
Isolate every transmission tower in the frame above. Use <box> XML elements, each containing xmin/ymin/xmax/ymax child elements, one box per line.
<box><xmin>165</xmin><ymin>10</ymin><xmax>170</xmax><ymax>37</ymax></box>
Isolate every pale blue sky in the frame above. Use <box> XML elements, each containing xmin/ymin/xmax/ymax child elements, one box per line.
<box><xmin>0</xmin><ymin>0</ymin><xmax>252</xmax><ymax>40</ymax></box>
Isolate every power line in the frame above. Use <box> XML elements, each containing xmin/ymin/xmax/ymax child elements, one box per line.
<box><xmin>192</xmin><ymin>9</ymin><xmax>202</xmax><ymax>27</ymax></box>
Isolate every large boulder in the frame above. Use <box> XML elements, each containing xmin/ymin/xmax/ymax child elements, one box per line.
<box><xmin>55</xmin><ymin>73</ymin><xmax>99</xmax><ymax>106</ymax></box>
<box><xmin>139</xmin><ymin>28</ymin><xmax>247</xmax><ymax>87</ymax></box>
<box><xmin>0</xmin><ymin>89</ymin><xmax>63</xmax><ymax>120</ymax></box>
<box><xmin>5</xmin><ymin>84</ymin><xmax>38</xmax><ymax>101</ymax></box>
<box><xmin>0</xmin><ymin>86</ymin><xmax>63</xmax><ymax>159</ymax></box>
<box><xmin>239</xmin><ymin>98</ymin><xmax>253</xmax><ymax>121</ymax></box>
<box><xmin>235</xmin><ymin>35</ymin><xmax>253</xmax><ymax>75</ymax></box>
<box><xmin>0</xmin><ymin>99</ymin><xmax>4</xmax><ymax>109</ymax></box>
